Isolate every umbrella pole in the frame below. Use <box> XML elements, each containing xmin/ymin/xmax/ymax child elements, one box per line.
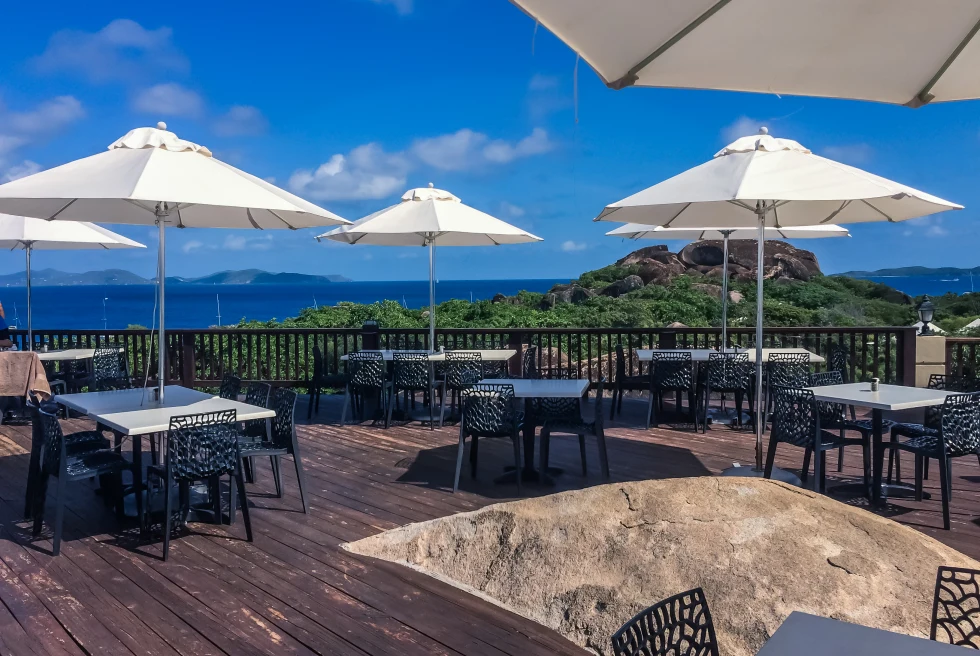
<box><xmin>428</xmin><ymin>240</ymin><xmax>436</xmax><ymax>351</ymax></box>
<box><xmin>720</xmin><ymin>231</ymin><xmax>730</xmax><ymax>349</ymax></box>
<box><xmin>754</xmin><ymin>209</ymin><xmax>765</xmax><ymax>470</ymax></box>
<box><xmin>157</xmin><ymin>217</ymin><xmax>166</xmax><ymax>401</ymax></box>
<box><xmin>25</xmin><ymin>244</ymin><xmax>32</xmax><ymax>351</ymax></box>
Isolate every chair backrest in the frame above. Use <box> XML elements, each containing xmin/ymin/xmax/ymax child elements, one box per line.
<box><xmin>808</xmin><ymin>370</ymin><xmax>846</xmax><ymax>428</ymax></box>
<box><xmin>445</xmin><ymin>351</ymin><xmax>484</xmax><ymax>389</ymax></box>
<box><xmin>461</xmin><ymin>384</ymin><xmax>516</xmax><ymax>438</ymax></box>
<box><xmin>522</xmin><ymin>345</ymin><xmax>539</xmax><ymax>380</ymax></box>
<box><xmin>767</xmin><ymin>352</ymin><xmax>811</xmax><ymax>388</ymax></box>
<box><xmin>939</xmin><ymin>392</ymin><xmax>980</xmax><ymax>458</ymax></box>
<box><xmin>392</xmin><ymin>352</ymin><xmax>431</xmax><ymax>390</ymax></box>
<box><xmin>93</xmin><ymin>343</ymin><xmax>131</xmax><ymax>391</ymax></box>
<box><xmin>705</xmin><ymin>352</ymin><xmax>750</xmax><ymax>390</ymax></box>
<box><xmin>312</xmin><ymin>344</ymin><xmax>324</xmax><ymax>379</ymax></box>
<box><xmin>37</xmin><ymin>407</ymin><xmax>66</xmax><ymax>476</ymax></box>
<box><xmin>269</xmin><ymin>387</ymin><xmax>298</xmax><ymax>449</ymax></box>
<box><xmin>244</xmin><ymin>381</ymin><xmax>271</xmax><ymax>408</ymax></box>
<box><xmin>651</xmin><ymin>351</ymin><xmax>693</xmax><ymax>389</ymax></box>
<box><xmin>167</xmin><ymin>409</ymin><xmax>239</xmax><ymax>481</ymax></box>
<box><xmin>770</xmin><ymin>386</ymin><xmax>818</xmax><ymax>448</ymax></box>
<box><xmin>828</xmin><ymin>343</ymin><xmax>851</xmax><ymax>382</ymax></box>
<box><xmin>593</xmin><ymin>377</ymin><xmax>606</xmax><ymax>434</ymax></box>
<box><xmin>614</xmin><ymin>344</ymin><xmax>627</xmax><ymax>381</ymax></box>
<box><xmin>347</xmin><ymin>351</ymin><xmax>386</xmax><ymax>389</ymax></box>
<box><xmin>611</xmin><ymin>587</ymin><xmax>720</xmax><ymax>656</ymax></box>
<box><xmin>219</xmin><ymin>372</ymin><xmax>242</xmax><ymax>400</ymax></box>
<box><xmin>932</xmin><ymin>566</ymin><xmax>980</xmax><ymax>649</ymax></box>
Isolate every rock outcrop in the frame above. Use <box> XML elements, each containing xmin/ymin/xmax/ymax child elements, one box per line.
<box><xmin>346</xmin><ymin>478</ymin><xmax>978</xmax><ymax>656</ymax></box>
<box><xmin>600</xmin><ymin>275</ymin><xmax>644</xmax><ymax>298</ymax></box>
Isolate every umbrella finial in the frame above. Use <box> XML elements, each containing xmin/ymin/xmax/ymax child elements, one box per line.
<box><xmin>759</xmin><ymin>126</ymin><xmax>768</xmax><ymax>135</ymax></box>
<box><xmin>157</xmin><ymin>121</ymin><xmax>167</xmax><ymax>130</ymax></box>
<box><xmin>428</xmin><ymin>182</ymin><xmax>434</xmax><ymax>188</ymax></box>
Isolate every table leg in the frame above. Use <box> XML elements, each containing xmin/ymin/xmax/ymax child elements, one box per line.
<box><xmin>132</xmin><ymin>434</ymin><xmax>144</xmax><ymax>535</ymax></box>
<box><xmin>494</xmin><ymin>397</ymin><xmax>555</xmax><ymax>486</ymax></box>
<box><xmin>871</xmin><ymin>409</ymin><xmax>884</xmax><ymax>506</ymax></box>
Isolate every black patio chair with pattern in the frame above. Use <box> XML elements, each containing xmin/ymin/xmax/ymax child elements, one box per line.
<box><xmin>610</xmin><ymin>587</ymin><xmax>720</xmax><ymax>656</ymax></box>
<box><xmin>237</xmin><ymin>388</ymin><xmax>308</xmax><ymax>514</ymax></box>
<box><xmin>219</xmin><ymin>372</ymin><xmax>242</xmax><ymax>400</ymax></box>
<box><xmin>540</xmin><ymin>377</ymin><xmax>610</xmax><ymax>480</ymax></box>
<box><xmin>92</xmin><ymin>343</ymin><xmax>133</xmax><ymax>391</ymax></box>
<box><xmin>145</xmin><ymin>410</ymin><xmax>252</xmax><ymax>561</ymax></box>
<box><xmin>648</xmin><ymin>351</ymin><xmax>695</xmax><ymax>429</ymax></box>
<box><xmin>885</xmin><ymin>392</ymin><xmax>980</xmax><ymax>530</ymax></box>
<box><xmin>307</xmin><ymin>344</ymin><xmax>326</xmax><ymax>420</ymax></box>
<box><xmin>932</xmin><ymin>566</ymin><xmax>980</xmax><ymax>649</ymax></box>
<box><xmin>340</xmin><ymin>351</ymin><xmax>388</xmax><ymax>425</ymax></box>
<box><xmin>610</xmin><ymin>344</ymin><xmax>651</xmax><ymax>420</ymax></box>
<box><xmin>762</xmin><ymin>352</ymin><xmax>811</xmax><ymax>430</ymax></box>
<box><xmin>807</xmin><ymin>371</ymin><xmax>872</xmax><ymax>487</ymax></box>
<box><xmin>827</xmin><ymin>343</ymin><xmax>858</xmax><ymax>470</ymax></box>
<box><xmin>764</xmin><ymin>385</ymin><xmax>868</xmax><ymax>493</ymax></box>
<box><xmin>697</xmin><ymin>352</ymin><xmax>753</xmax><ymax>432</ymax></box>
<box><xmin>387</xmin><ymin>352</ymin><xmax>445</xmax><ymax>430</ymax></box>
<box><xmin>31</xmin><ymin>408</ymin><xmax>127</xmax><ymax>556</ymax></box>
<box><xmin>454</xmin><ymin>383</ymin><xmax>523</xmax><ymax>494</ymax></box>
<box><xmin>443</xmin><ymin>351</ymin><xmax>484</xmax><ymax>420</ymax></box>
<box><xmin>522</xmin><ymin>345</ymin><xmax>539</xmax><ymax>380</ymax></box>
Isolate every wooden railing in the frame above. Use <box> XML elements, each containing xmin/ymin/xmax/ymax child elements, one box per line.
<box><xmin>15</xmin><ymin>325</ymin><xmax>918</xmax><ymax>389</ymax></box>
<box><xmin>946</xmin><ymin>338</ymin><xmax>980</xmax><ymax>378</ymax></box>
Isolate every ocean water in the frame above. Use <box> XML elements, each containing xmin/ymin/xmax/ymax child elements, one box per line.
<box><xmin>849</xmin><ymin>275</ymin><xmax>980</xmax><ymax>298</ymax></box>
<box><xmin>0</xmin><ymin>279</ymin><xmax>566</xmax><ymax>330</ymax></box>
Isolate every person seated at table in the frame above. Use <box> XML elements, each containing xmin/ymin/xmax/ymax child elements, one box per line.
<box><xmin>0</xmin><ymin>302</ymin><xmax>13</xmax><ymax>349</ymax></box>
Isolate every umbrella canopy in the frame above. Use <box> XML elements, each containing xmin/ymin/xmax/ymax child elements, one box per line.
<box><xmin>318</xmin><ymin>184</ymin><xmax>542</xmax><ymax>348</ymax></box>
<box><xmin>596</xmin><ymin>130</ymin><xmax>962</xmax><ymax>228</ymax></box>
<box><xmin>0</xmin><ymin>123</ymin><xmax>348</xmax><ymax>398</ymax></box>
<box><xmin>0</xmin><ymin>214</ymin><xmax>146</xmax><ymax>348</ymax></box>
<box><xmin>509</xmin><ymin>0</ymin><xmax>980</xmax><ymax>106</ymax></box>
<box><xmin>596</xmin><ymin>128</ymin><xmax>962</xmax><ymax>477</ymax></box>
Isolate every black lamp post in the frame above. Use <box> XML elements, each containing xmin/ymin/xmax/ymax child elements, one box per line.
<box><xmin>917</xmin><ymin>296</ymin><xmax>936</xmax><ymax>336</ymax></box>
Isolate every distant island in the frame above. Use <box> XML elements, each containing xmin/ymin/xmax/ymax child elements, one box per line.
<box><xmin>838</xmin><ymin>265</ymin><xmax>980</xmax><ymax>278</ymax></box>
<box><xmin>0</xmin><ymin>268</ymin><xmax>352</xmax><ymax>286</ymax></box>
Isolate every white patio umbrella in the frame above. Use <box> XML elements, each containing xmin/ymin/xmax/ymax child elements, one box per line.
<box><xmin>0</xmin><ymin>123</ymin><xmax>348</xmax><ymax>399</ymax></box>
<box><xmin>597</xmin><ymin>128</ymin><xmax>962</xmax><ymax>477</ymax></box>
<box><xmin>0</xmin><ymin>214</ymin><xmax>145</xmax><ymax>349</ymax></box>
<box><xmin>605</xmin><ymin>224</ymin><xmax>850</xmax><ymax>348</ymax></box>
<box><xmin>317</xmin><ymin>184</ymin><xmax>542</xmax><ymax>349</ymax></box>
<box><xmin>509</xmin><ymin>0</ymin><xmax>980</xmax><ymax>106</ymax></box>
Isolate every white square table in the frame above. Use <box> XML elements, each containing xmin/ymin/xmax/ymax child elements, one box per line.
<box><xmin>476</xmin><ymin>378</ymin><xmax>589</xmax><ymax>486</ymax></box>
<box><xmin>55</xmin><ymin>385</ymin><xmax>275</xmax><ymax>529</ymax></box>
<box><xmin>36</xmin><ymin>348</ymin><xmax>101</xmax><ymax>362</ymax></box>
<box><xmin>756</xmin><ymin>611</ymin><xmax>964</xmax><ymax>655</ymax></box>
<box><xmin>341</xmin><ymin>349</ymin><xmax>517</xmax><ymax>362</ymax></box>
<box><xmin>804</xmin><ymin>382</ymin><xmax>952</xmax><ymax>505</ymax></box>
<box><xmin>636</xmin><ymin>347</ymin><xmax>825</xmax><ymax>363</ymax></box>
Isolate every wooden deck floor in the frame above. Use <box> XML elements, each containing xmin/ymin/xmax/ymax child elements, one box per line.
<box><xmin>1</xmin><ymin>392</ymin><xmax>979</xmax><ymax>655</ymax></box>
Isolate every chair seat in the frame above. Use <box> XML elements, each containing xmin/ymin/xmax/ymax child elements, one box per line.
<box><xmin>817</xmin><ymin>428</ymin><xmax>864</xmax><ymax>449</ymax></box>
<box><xmin>616</xmin><ymin>374</ymin><xmax>649</xmax><ymax>389</ymax></box>
<box><xmin>64</xmin><ymin>430</ymin><xmax>111</xmax><ymax>456</ymax></box>
<box><xmin>63</xmin><ymin>450</ymin><xmax>128</xmax><ymax>480</ymax></box>
<box><xmin>844</xmin><ymin>418</ymin><xmax>895</xmax><ymax>435</ymax></box>
<box><xmin>238</xmin><ymin>441</ymin><xmax>289</xmax><ymax>457</ymax></box>
<box><xmin>544</xmin><ymin>418</ymin><xmax>596</xmax><ymax>434</ymax></box>
<box><xmin>891</xmin><ymin>422</ymin><xmax>938</xmax><ymax>439</ymax></box>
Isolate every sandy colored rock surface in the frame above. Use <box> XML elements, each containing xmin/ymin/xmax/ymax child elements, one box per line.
<box><xmin>345</xmin><ymin>477</ymin><xmax>978</xmax><ymax>656</ymax></box>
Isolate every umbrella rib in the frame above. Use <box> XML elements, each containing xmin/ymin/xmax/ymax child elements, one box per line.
<box><xmin>662</xmin><ymin>203</ymin><xmax>693</xmax><ymax>227</ymax></box>
<box><xmin>267</xmin><ymin>210</ymin><xmax>297</xmax><ymax>230</ymax></box>
<box><xmin>609</xmin><ymin>0</ymin><xmax>734</xmax><ymax>89</ymax></box>
<box><xmin>45</xmin><ymin>198</ymin><xmax>77</xmax><ymax>221</ymax></box>
<box><xmin>818</xmin><ymin>200</ymin><xmax>852</xmax><ymax>224</ymax></box>
<box><xmin>246</xmin><ymin>208</ymin><xmax>262</xmax><ymax>230</ymax></box>
<box><xmin>907</xmin><ymin>15</ymin><xmax>980</xmax><ymax>107</ymax></box>
<box><xmin>728</xmin><ymin>200</ymin><xmax>756</xmax><ymax>212</ymax></box>
<box><xmin>858</xmin><ymin>199</ymin><xmax>897</xmax><ymax>222</ymax></box>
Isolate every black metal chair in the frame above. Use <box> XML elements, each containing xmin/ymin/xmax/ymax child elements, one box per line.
<box><xmin>610</xmin><ymin>587</ymin><xmax>720</xmax><ymax>656</ymax></box>
<box><xmin>443</xmin><ymin>351</ymin><xmax>484</xmax><ymax>420</ymax></box>
<box><xmin>453</xmin><ymin>383</ymin><xmax>523</xmax><ymax>494</ymax></box>
<box><xmin>92</xmin><ymin>343</ymin><xmax>133</xmax><ymax>391</ymax></box>
<box><xmin>697</xmin><ymin>352</ymin><xmax>753</xmax><ymax>432</ymax></box>
<box><xmin>540</xmin><ymin>377</ymin><xmax>610</xmax><ymax>480</ymax></box>
<box><xmin>237</xmin><ymin>388</ymin><xmax>308</xmax><ymax>514</ymax></box>
<box><xmin>932</xmin><ymin>566</ymin><xmax>980</xmax><ymax>649</ymax></box>
<box><xmin>807</xmin><ymin>371</ymin><xmax>872</xmax><ymax>487</ymax></box>
<box><xmin>145</xmin><ymin>410</ymin><xmax>252</xmax><ymax>561</ymax></box>
<box><xmin>648</xmin><ymin>352</ymin><xmax>695</xmax><ymax>429</ymax></box>
<box><xmin>764</xmin><ymin>385</ymin><xmax>868</xmax><ymax>492</ymax></box>
<box><xmin>307</xmin><ymin>344</ymin><xmax>326</xmax><ymax>420</ymax></box>
<box><xmin>763</xmin><ymin>352</ymin><xmax>811</xmax><ymax>429</ymax></box>
<box><xmin>31</xmin><ymin>408</ymin><xmax>127</xmax><ymax>556</ymax></box>
<box><xmin>610</xmin><ymin>344</ymin><xmax>651</xmax><ymax>420</ymax></box>
<box><xmin>387</xmin><ymin>352</ymin><xmax>445</xmax><ymax>430</ymax></box>
<box><xmin>219</xmin><ymin>372</ymin><xmax>241</xmax><ymax>400</ymax></box>
<box><xmin>885</xmin><ymin>392</ymin><xmax>980</xmax><ymax>530</ymax></box>
<box><xmin>522</xmin><ymin>345</ymin><xmax>539</xmax><ymax>379</ymax></box>
<box><xmin>340</xmin><ymin>351</ymin><xmax>388</xmax><ymax>425</ymax></box>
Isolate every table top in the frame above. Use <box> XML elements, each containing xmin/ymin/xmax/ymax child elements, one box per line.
<box><xmin>807</xmin><ymin>382</ymin><xmax>953</xmax><ymax>411</ymax></box>
<box><xmin>756</xmin><ymin>612</ymin><xmax>963</xmax><ymax>655</ymax></box>
<box><xmin>54</xmin><ymin>385</ymin><xmax>275</xmax><ymax>436</ymax></box>
<box><xmin>636</xmin><ymin>347</ymin><xmax>825</xmax><ymax>364</ymax></box>
<box><xmin>476</xmin><ymin>378</ymin><xmax>589</xmax><ymax>398</ymax></box>
<box><xmin>341</xmin><ymin>349</ymin><xmax>517</xmax><ymax>362</ymax></box>
<box><xmin>35</xmin><ymin>348</ymin><xmax>108</xmax><ymax>361</ymax></box>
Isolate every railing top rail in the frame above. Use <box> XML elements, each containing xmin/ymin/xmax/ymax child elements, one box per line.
<box><xmin>13</xmin><ymin>326</ymin><xmax>914</xmax><ymax>335</ymax></box>
<box><xmin>947</xmin><ymin>337</ymin><xmax>980</xmax><ymax>343</ymax></box>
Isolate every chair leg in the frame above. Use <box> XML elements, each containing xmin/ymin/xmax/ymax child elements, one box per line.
<box><xmin>385</xmin><ymin>387</ymin><xmax>395</xmax><ymax>429</ymax></box>
<box><xmin>340</xmin><ymin>388</ymin><xmax>351</xmax><ymax>424</ymax></box>
<box><xmin>52</xmin><ymin>474</ymin><xmax>67</xmax><ymax>556</ymax></box>
<box><xmin>938</xmin><ymin>454</ymin><xmax>951</xmax><ymax>530</ymax></box>
<box><xmin>314</xmin><ymin>386</ymin><xmax>321</xmax><ymax>415</ymax></box>
<box><xmin>597</xmin><ymin>431</ymin><xmax>610</xmax><ymax>481</ymax></box>
<box><xmin>801</xmin><ymin>447</ymin><xmax>812</xmax><ymax>486</ymax></box>
<box><xmin>924</xmin><ymin>457</ymin><xmax>929</xmax><ymax>480</ymax></box>
<box><xmin>818</xmin><ymin>449</ymin><xmax>827</xmax><ymax>493</ymax></box>
<box><xmin>837</xmin><ymin>445</ymin><xmax>844</xmax><ymax>472</ymax></box>
<box><xmin>513</xmin><ymin>431</ymin><xmax>523</xmax><ymax>496</ymax></box>
<box><xmin>861</xmin><ymin>432</ymin><xmax>871</xmax><ymax>487</ymax></box>
<box><xmin>540</xmin><ymin>427</ymin><xmax>551</xmax><ymax>475</ymax></box>
<box><xmin>162</xmin><ymin>472</ymin><xmax>173</xmax><ymax>561</ymax></box>
<box><xmin>438</xmin><ymin>384</ymin><xmax>446</xmax><ymax>428</ymax></box>
<box><xmin>578</xmin><ymin>434</ymin><xmax>587</xmax><ymax>476</ymax></box>
<box><xmin>470</xmin><ymin>435</ymin><xmax>480</xmax><ymax>478</ymax></box>
<box><xmin>610</xmin><ymin>385</ymin><xmax>618</xmax><ymax>420</ymax></box>
<box><xmin>32</xmin><ymin>471</ymin><xmax>49</xmax><ymax>537</ymax></box>
<box><xmin>272</xmin><ymin>456</ymin><xmax>282</xmax><ymax>498</ymax></box>
<box><xmin>914</xmin><ymin>455</ymin><xmax>924</xmax><ymax>502</ymax></box>
<box><xmin>763</xmin><ymin>434</ymin><xmax>778</xmax><ymax>479</ymax></box>
<box><xmin>229</xmin><ymin>467</ymin><xmax>238</xmax><ymax>525</ymax></box>
<box><xmin>234</xmin><ymin>467</ymin><xmax>253</xmax><ymax>543</ymax></box>
<box><xmin>292</xmin><ymin>452</ymin><xmax>309</xmax><ymax>514</ymax></box>
<box><xmin>453</xmin><ymin>428</ymin><xmax>466</xmax><ymax>493</ymax></box>
<box><xmin>648</xmin><ymin>387</ymin><xmax>659</xmax><ymax>429</ymax></box>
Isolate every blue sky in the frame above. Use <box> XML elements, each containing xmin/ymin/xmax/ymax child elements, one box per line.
<box><xmin>1</xmin><ymin>0</ymin><xmax>978</xmax><ymax>281</ymax></box>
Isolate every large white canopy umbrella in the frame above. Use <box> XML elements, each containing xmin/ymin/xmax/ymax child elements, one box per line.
<box><xmin>0</xmin><ymin>123</ymin><xmax>348</xmax><ymax>399</ymax></box>
<box><xmin>606</xmin><ymin>223</ymin><xmax>850</xmax><ymax>348</ymax></box>
<box><xmin>509</xmin><ymin>0</ymin><xmax>980</xmax><ymax>106</ymax></box>
<box><xmin>598</xmin><ymin>128</ymin><xmax>962</xmax><ymax>476</ymax></box>
<box><xmin>0</xmin><ymin>214</ymin><xmax>145</xmax><ymax>348</ymax></box>
<box><xmin>318</xmin><ymin>184</ymin><xmax>542</xmax><ymax>349</ymax></box>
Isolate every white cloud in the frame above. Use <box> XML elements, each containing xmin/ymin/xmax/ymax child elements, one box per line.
<box><xmin>367</xmin><ymin>0</ymin><xmax>413</xmax><ymax>14</ymax></box>
<box><xmin>527</xmin><ymin>74</ymin><xmax>571</xmax><ymax>120</ymax></box>
<box><xmin>222</xmin><ymin>234</ymin><xmax>273</xmax><ymax>251</ymax></box>
<box><xmin>1</xmin><ymin>161</ymin><xmax>41</xmax><ymax>183</ymax></box>
<box><xmin>32</xmin><ymin>19</ymin><xmax>187</xmax><ymax>83</ymax></box>
<box><xmin>483</xmin><ymin>128</ymin><xmax>553</xmax><ymax>164</ymax></box>
<box><xmin>132</xmin><ymin>83</ymin><xmax>203</xmax><ymax>117</ymax></box>
<box><xmin>412</xmin><ymin>127</ymin><xmax>553</xmax><ymax>171</ymax></box>
<box><xmin>0</xmin><ymin>96</ymin><xmax>85</xmax><ymax>176</ymax></box>
<box><xmin>561</xmin><ymin>240</ymin><xmax>587</xmax><ymax>252</ymax></box>
<box><xmin>181</xmin><ymin>240</ymin><xmax>203</xmax><ymax>254</ymax></box>
<box><xmin>289</xmin><ymin>143</ymin><xmax>411</xmax><ymax>201</ymax></box>
<box><xmin>500</xmin><ymin>202</ymin><xmax>525</xmax><ymax>218</ymax></box>
<box><xmin>213</xmin><ymin>105</ymin><xmax>268</xmax><ymax>137</ymax></box>
<box><xmin>822</xmin><ymin>143</ymin><xmax>874</xmax><ymax>165</ymax></box>
<box><xmin>721</xmin><ymin>116</ymin><xmax>764</xmax><ymax>143</ymax></box>
<box><xmin>529</xmin><ymin>74</ymin><xmax>559</xmax><ymax>91</ymax></box>
<box><xmin>906</xmin><ymin>216</ymin><xmax>950</xmax><ymax>238</ymax></box>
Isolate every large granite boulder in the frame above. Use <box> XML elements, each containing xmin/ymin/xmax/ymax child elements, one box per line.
<box><xmin>548</xmin><ymin>283</ymin><xmax>596</xmax><ymax>304</ymax></box>
<box><xmin>679</xmin><ymin>240</ymin><xmax>821</xmax><ymax>282</ymax></box>
<box><xmin>617</xmin><ymin>245</ymin><xmax>687</xmax><ymax>285</ymax></box>
<box><xmin>346</xmin><ymin>478</ymin><xmax>978</xmax><ymax>656</ymax></box>
<box><xmin>601</xmin><ymin>275</ymin><xmax>645</xmax><ymax>297</ymax></box>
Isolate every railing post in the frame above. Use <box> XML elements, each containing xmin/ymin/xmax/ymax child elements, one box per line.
<box><xmin>360</xmin><ymin>321</ymin><xmax>380</xmax><ymax>350</ymax></box>
<box><xmin>508</xmin><ymin>330</ymin><xmax>525</xmax><ymax>377</ymax></box>
<box><xmin>899</xmin><ymin>327</ymin><xmax>918</xmax><ymax>387</ymax></box>
<box><xmin>179</xmin><ymin>333</ymin><xmax>196</xmax><ymax>388</ymax></box>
